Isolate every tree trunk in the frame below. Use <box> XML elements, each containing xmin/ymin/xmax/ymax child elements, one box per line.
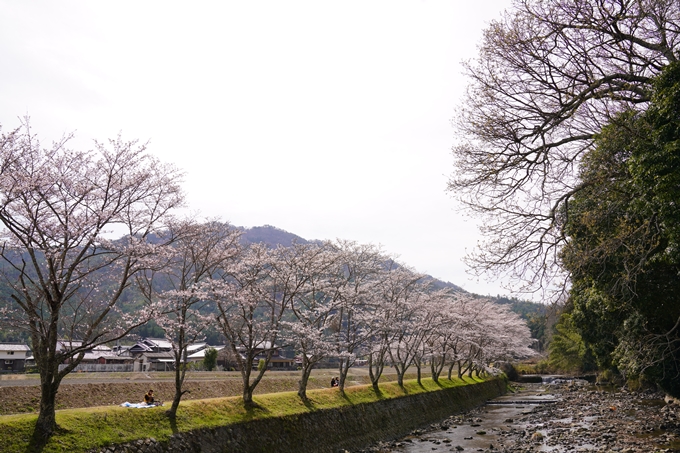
<box><xmin>33</xmin><ymin>351</ymin><xmax>63</xmax><ymax>445</ymax></box>
<box><xmin>240</xmin><ymin>358</ymin><xmax>254</xmax><ymax>404</ymax></box>
<box><xmin>395</xmin><ymin>364</ymin><xmax>405</xmax><ymax>387</ymax></box>
<box><xmin>167</xmin><ymin>371</ymin><xmax>186</xmax><ymax>418</ymax></box>
<box><xmin>338</xmin><ymin>356</ymin><xmax>351</xmax><ymax>392</ymax></box>
<box><xmin>33</xmin><ymin>382</ymin><xmax>58</xmax><ymax>441</ymax></box>
<box><xmin>167</xmin><ymin>351</ymin><xmax>187</xmax><ymax>419</ymax></box>
<box><xmin>431</xmin><ymin>361</ymin><xmax>439</xmax><ymax>383</ymax></box>
<box><xmin>447</xmin><ymin>362</ymin><xmax>455</xmax><ymax>380</ymax></box>
<box><xmin>368</xmin><ymin>353</ymin><xmax>384</xmax><ymax>392</ymax></box>
<box><xmin>416</xmin><ymin>362</ymin><xmax>422</xmax><ymax>385</ymax></box>
<box><xmin>240</xmin><ymin>352</ymin><xmax>269</xmax><ymax>405</ymax></box>
<box><xmin>243</xmin><ymin>385</ymin><xmax>254</xmax><ymax>404</ymax></box>
<box><xmin>297</xmin><ymin>359</ymin><xmax>314</xmax><ymax>400</ymax></box>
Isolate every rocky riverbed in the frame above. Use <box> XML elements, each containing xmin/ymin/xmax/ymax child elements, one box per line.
<box><xmin>353</xmin><ymin>381</ymin><xmax>680</xmax><ymax>453</ymax></box>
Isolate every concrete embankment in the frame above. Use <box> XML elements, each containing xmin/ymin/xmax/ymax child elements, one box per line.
<box><xmin>90</xmin><ymin>378</ymin><xmax>506</xmax><ymax>453</ymax></box>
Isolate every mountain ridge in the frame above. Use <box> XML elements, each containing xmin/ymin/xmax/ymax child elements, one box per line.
<box><xmin>238</xmin><ymin>224</ymin><xmax>465</xmax><ymax>292</ymax></box>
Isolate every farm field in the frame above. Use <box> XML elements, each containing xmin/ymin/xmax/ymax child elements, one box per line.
<box><xmin>0</xmin><ymin>368</ymin><xmax>419</xmax><ymax>415</ymax></box>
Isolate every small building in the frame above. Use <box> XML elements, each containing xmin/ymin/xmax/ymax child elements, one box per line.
<box><xmin>128</xmin><ymin>338</ymin><xmax>173</xmax><ymax>356</ymax></box>
<box><xmin>134</xmin><ymin>351</ymin><xmax>176</xmax><ymax>372</ymax></box>
<box><xmin>218</xmin><ymin>343</ymin><xmax>295</xmax><ymax>371</ymax></box>
<box><xmin>56</xmin><ymin>342</ymin><xmax>135</xmax><ymax>372</ymax></box>
<box><xmin>186</xmin><ymin>345</ymin><xmax>225</xmax><ymax>364</ymax></box>
<box><xmin>0</xmin><ymin>343</ymin><xmax>31</xmax><ymax>372</ymax></box>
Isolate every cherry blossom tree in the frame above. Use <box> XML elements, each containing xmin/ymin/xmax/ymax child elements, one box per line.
<box><xmin>330</xmin><ymin>240</ymin><xmax>385</xmax><ymax>392</ymax></box>
<box><xmin>382</xmin><ymin>270</ymin><xmax>431</xmax><ymax>387</ymax></box>
<box><xmin>209</xmin><ymin>243</ymin><xmax>305</xmax><ymax>404</ymax></box>
<box><xmin>441</xmin><ymin>297</ymin><xmax>477</xmax><ymax>380</ymax></box>
<box><xmin>365</xmin><ymin>263</ymin><xmax>424</xmax><ymax>391</ymax></box>
<box><xmin>0</xmin><ymin>121</ymin><xmax>184</xmax><ymax>441</ymax></box>
<box><xmin>453</xmin><ymin>299</ymin><xmax>535</xmax><ymax>378</ymax></box>
<box><xmin>407</xmin><ymin>289</ymin><xmax>451</xmax><ymax>385</ymax></box>
<box><xmin>481</xmin><ymin>302</ymin><xmax>535</xmax><ymax>365</ymax></box>
<box><xmin>281</xmin><ymin>242</ymin><xmax>342</xmax><ymax>400</ymax></box>
<box><xmin>137</xmin><ymin>220</ymin><xmax>241</xmax><ymax>418</ymax></box>
<box><xmin>423</xmin><ymin>291</ymin><xmax>466</xmax><ymax>383</ymax></box>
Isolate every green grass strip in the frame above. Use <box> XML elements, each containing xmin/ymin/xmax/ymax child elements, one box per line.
<box><xmin>0</xmin><ymin>375</ymin><xmax>488</xmax><ymax>453</ymax></box>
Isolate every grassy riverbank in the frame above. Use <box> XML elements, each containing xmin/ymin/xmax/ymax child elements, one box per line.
<box><xmin>0</xmin><ymin>369</ymin><xmax>419</xmax><ymax>415</ymax></box>
<box><xmin>0</xmin><ymin>375</ymin><xmax>491</xmax><ymax>453</ymax></box>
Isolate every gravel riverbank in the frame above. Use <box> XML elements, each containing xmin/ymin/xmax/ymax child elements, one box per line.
<box><xmin>354</xmin><ymin>382</ymin><xmax>680</xmax><ymax>453</ymax></box>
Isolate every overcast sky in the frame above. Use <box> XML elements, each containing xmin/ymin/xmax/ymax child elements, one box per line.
<box><xmin>0</xmin><ymin>1</ymin><xmax>519</xmax><ymax>298</ymax></box>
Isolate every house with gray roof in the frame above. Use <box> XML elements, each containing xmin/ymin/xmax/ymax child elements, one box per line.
<box><xmin>0</xmin><ymin>343</ymin><xmax>31</xmax><ymax>372</ymax></box>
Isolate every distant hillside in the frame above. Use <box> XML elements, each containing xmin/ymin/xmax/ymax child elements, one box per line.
<box><xmin>238</xmin><ymin>225</ymin><xmax>311</xmax><ymax>247</ymax></box>
<box><xmin>236</xmin><ymin>227</ymin><xmax>550</xmax><ymax>329</ymax></box>
<box><xmin>237</xmin><ymin>225</ymin><xmax>465</xmax><ymax>292</ymax></box>
<box><xmin>0</xmin><ymin>224</ymin><xmax>541</xmax><ymax>345</ymax></box>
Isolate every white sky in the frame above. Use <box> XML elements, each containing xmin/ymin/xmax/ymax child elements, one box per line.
<box><xmin>0</xmin><ymin>0</ymin><xmax>518</xmax><ymax>298</ymax></box>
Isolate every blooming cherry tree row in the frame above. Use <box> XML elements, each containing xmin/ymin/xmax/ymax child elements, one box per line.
<box><xmin>147</xmin><ymin>232</ymin><xmax>535</xmax><ymax>403</ymax></box>
<box><xmin>0</xmin><ymin>121</ymin><xmax>534</xmax><ymax>440</ymax></box>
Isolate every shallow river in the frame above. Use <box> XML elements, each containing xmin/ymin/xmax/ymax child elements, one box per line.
<box><xmin>357</xmin><ymin>382</ymin><xmax>680</xmax><ymax>453</ymax></box>
<box><xmin>394</xmin><ymin>389</ymin><xmax>558</xmax><ymax>452</ymax></box>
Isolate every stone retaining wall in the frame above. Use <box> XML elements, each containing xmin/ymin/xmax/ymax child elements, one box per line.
<box><xmin>92</xmin><ymin>379</ymin><xmax>506</xmax><ymax>453</ymax></box>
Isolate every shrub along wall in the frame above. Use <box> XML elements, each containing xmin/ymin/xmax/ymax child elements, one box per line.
<box><xmin>90</xmin><ymin>378</ymin><xmax>506</xmax><ymax>453</ymax></box>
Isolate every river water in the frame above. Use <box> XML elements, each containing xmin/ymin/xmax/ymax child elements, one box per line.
<box><xmin>390</xmin><ymin>387</ymin><xmax>559</xmax><ymax>452</ymax></box>
<box><xmin>354</xmin><ymin>381</ymin><xmax>680</xmax><ymax>453</ymax></box>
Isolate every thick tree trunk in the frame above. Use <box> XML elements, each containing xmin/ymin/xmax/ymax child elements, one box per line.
<box><xmin>167</xmin><ymin>353</ymin><xmax>187</xmax><ymax>419</ymax></box>
<box><xmin>239</xmin><ymin>353</ymin><xmax>268</xmax><ymax>405</ymax></box>
<box><xmin>431</xmin><ymin>354</ymin><xmax>447</xmax><ymax>383</ymax></box>
<box><xmin>33</xmin><ymin>350</ymin><xmax>63</xmax><ymax>444</ymax></box>
<box><xmin>34</xmin><ymin>382</ymin><xmax>58</xmax><ymax>441</ymax></box>
<box><xmin>431</xmin><ymin>361</ymin><xmax>440</xmax><ymax>383</ymax></box>
<box><xmin>167</xmin><ymin>372</ymin><xmax>187</xmax><ymax>418</ymax></box>
<box><xmin>297</xmin><ymin>360</ymin><xmax>314</xmax><ymax>400</ymax></box>
<box><xmin>240</xmin><ymin>358</ymin><xmax>254</xmax><ymax>404</ymax></box>
<box><xmin>243</xmin><ymin>386</ymin><xmax>254</xmax><ymax>404</ymax></box>
<box><xmin>395</xmin><ymin>364</ymin><xmax>405</xmax><ymax>387</ymax></box>
<box><xmin>447</xmin><ymin>362</ymin><xmax>455</xmax><ymax>380</ymax></box>
<box><xmin>368</xmin><ymin>353</ymin><xmax>384</xmax><ymax>392</ymax></box>
<box><xmin>338</xmin><ymin>357</ymin><xmax>351</xmax><ymax>392</ymax></box>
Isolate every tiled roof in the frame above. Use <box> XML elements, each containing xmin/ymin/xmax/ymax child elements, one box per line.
<box><xmin>143</xmin><ymin>338</ymin><xmax>173</xmax><ymax>349</ymax></box>
<box><xmin>80</xmin><ymin>352</ymin><xmax>133</xmax><ymax>361</ymax></box>
<box><xmin>186</xmin><ymin>343</ymin><xmax>207</xmax><ymax>353</ymax></box>
<box><xmin>141</xmin><ymin>351</ymin><xmax>175</xmax><ymax>359</ymax></box>
<box><xmin>187</xmin><ymin>345</ymin><xmax>224</xmax><ymax>359</ymax></box>
<box><xmin>0</xmin><ymin>344</ymin><xmax>31</xmax><ymax>351</ymax></box>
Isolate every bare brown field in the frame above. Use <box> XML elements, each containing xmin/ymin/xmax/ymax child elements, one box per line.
<box><xmin>0</xmin><ymin>368</ymin><xmax>417</xmax><ymax>415</ymax></box>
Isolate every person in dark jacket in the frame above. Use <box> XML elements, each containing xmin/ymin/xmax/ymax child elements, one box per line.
<box><xmin>144</xmin><ymin>389</ymin><xmax>155</xmax><ymax>405</ymax></box>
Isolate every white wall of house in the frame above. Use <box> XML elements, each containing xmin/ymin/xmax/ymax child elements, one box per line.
<box><xmin>0</xmin><ymin>349</ymin><xmax>28</xmax><ymax>360</ymax></box>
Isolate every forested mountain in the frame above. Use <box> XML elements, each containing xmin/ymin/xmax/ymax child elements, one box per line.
<box><xmin>0</xmin><ymin>224</ymin><xmax>537</xmax><ymax>344</ymax></box>
<box><xmin>239</xmin><ymin>225</ymin><xmax>311</xmax><ymax>247</ymax></box>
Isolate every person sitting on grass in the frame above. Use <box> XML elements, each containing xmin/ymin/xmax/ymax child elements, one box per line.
<box><xmin>144</xmin><ymin>389</ymin><xmax>155</xmax><ymax>405</ymax></box>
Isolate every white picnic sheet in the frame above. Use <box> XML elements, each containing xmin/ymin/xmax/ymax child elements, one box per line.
<box><xmin>120</xmin><ymin>402</ymin><xmax>156</xmax><ymax>408</ymax></box>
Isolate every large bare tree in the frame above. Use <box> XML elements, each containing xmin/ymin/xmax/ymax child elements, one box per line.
<box><xmin>0</xmin><ymin>121</ymin><xmax>183</xmax><ymax>442</ymax></box>
<box><xmin>449</xmin><ymin>0</ymin><xmax>679</xmax><ymax>295</ymax></box>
